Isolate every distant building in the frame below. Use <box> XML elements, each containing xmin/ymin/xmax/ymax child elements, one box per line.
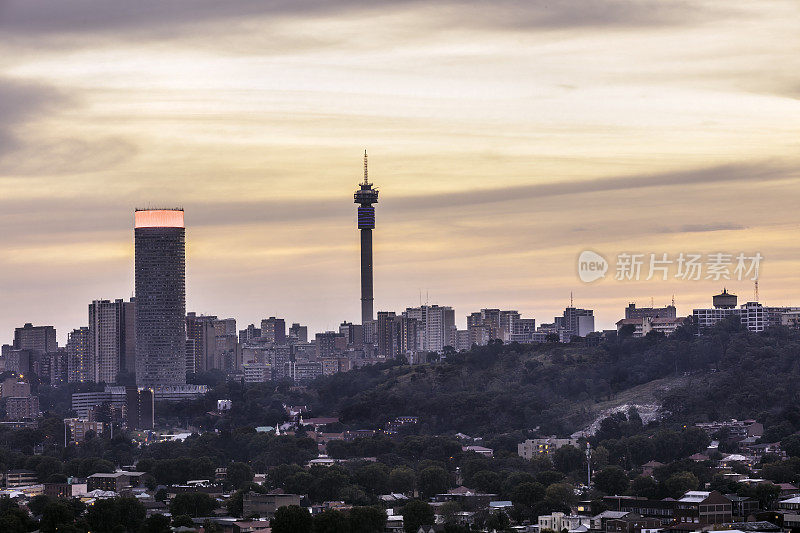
<box><xmin>1</xmin><ymin>377</ymin><xmax>30</xmax><ymax>398</ymax></box>
<box><xmin>89</xmin><ymin>298</ymin><xmax>135</xmax><ymax>384</ymax></box>
<box><xmin>316</xmin><ymin>332</ymin><xmax>345</xmax><ymax>359</ymax></box>
<box><xmin>616</xmin><ymin>317</ymin><xmax>688</xmax><ymax>337</ymax></box>
<box><xmin>625</xmin><ymin>303</ymin><xmax>677</xmax><ymax>320</ymax></box>
<box><xmin>87</xmin><ymin>471</ymin><xmax>145</xmax><ymax>492</ymax></box>
<box><xmin>403</xmin><ymin>305</ymin><xmax>455</xmax><ymax>353</ymax></box>
<box><xmin>134</xmin><ymin>208</ymin><xmax>186</xmax><ymax>387</ymax></box>
<box><xmin>125</xmin><ymin>386</ymin><xmax>154</xmax><ymax>430</ymax></box>
<box><xmin>13</xmin><ymin>323</ymin><xmax>57</xmax><ymax>355</ymax></box>
<box><xmin>66</xmin><ymin>327</ymin><xmax>90</xmax><ymax>383</ymax></box>
<box><xmin>186</xmin><ymin>313</ymin><xmax>218</xmax><ymax>374</ymax></box>
<box><xmin>242</xmin><ymin>492</ymin><xmax>302</xmax><ymax>518</ymax></box>
<box><xmin>289</xmin><ymin>322</ymin><xmax>308</xmax><ymax>343</ymax></box>
<box><xmin>560</xmin><ymin>307</ymin><xmax>595</xmax><ymax>338</ymax></box>
<box><xmin>261</xmin><ymin>317</ymin><xmax>286</xmax><ymax>345</ymax></box>
<box><xmin>6</xmin><ymin>396</ymin><xmax>39</xmax><ymax>420</ymax></box>
<box><xmin>65</xmin><ymin>418</ymin><xmax>104</xmax><ymax>444</ymax></box>
<box><xmin>5</xmin><ymin>470</ymin><xmax>37</xmax><ymax>488</ymax></box>
<box><xmin>675</xmin><ymin>491</ymin><xmax>732</xmax><ymax>526</ymax></box>
<box><xmin>243</xmin><ymin>363</ymin><xmax>271</xmax><ymax>383</ymax></box>
<box><xmin>518</xmin><ymin>437</ymin><xmax>580</xmax><ymax>459</ymax></box>
<box><xmin>693</xmin><ymin>290</ymin><xmax>800</xmax><ymax>332</ymax></box>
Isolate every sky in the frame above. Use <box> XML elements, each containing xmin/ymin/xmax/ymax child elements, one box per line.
<box><xmin>1</xmin><ymin>0</ymin><xmax>799</xmax><ymax>344</ymax></box>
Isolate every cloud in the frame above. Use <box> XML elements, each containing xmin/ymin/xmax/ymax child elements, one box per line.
<box><xmin>0</xmin><ymin>0</ymin><xmax>710</xmax><ymax>40</ymax></box>
<box><xmin>0</xmin><ymin>77</ymin><xmax>67</xmax><ymax>157</ymax></box>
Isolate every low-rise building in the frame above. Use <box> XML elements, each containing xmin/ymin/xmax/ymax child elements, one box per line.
<box><xmin>5</xmin><ymin>469</ymin><xmax>37</xmax><ymax>487</ymax></box>
<box><xmin>518</xmin><ymin>437</ymin><xmax>580</xmax><ymax>459</ymax></box>
<box><xmin>242</xmin><ymin>492</ymin><xmax>302</xmax><ymax>518</ymax></box>
<box><xmin>675</xmin><ymin>491</ymin><xmax>732</xmax><ymax>526</ymax></box>
<box><xmin>87</xmin><ymin>471</ymin><xmax>145</xmax><ymax>492</ymax></box>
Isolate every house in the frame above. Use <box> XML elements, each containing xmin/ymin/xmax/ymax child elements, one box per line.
<box><xmin>592</xmin><ymin>511</ymin><xmax>631</xmax><ymax>532</ymax></box>
<box><xmin>641</xmin><ymin>461</ymin><xmax>664</xmax><ymax>477</ymax></box>
<box><xmin>675</xmin><ymin>491</ymin><xmax>732</xmax><ymax>526</ymax></box>
<box><xmin>462</xmin><ymin>445</ymin><xmax>494</xmax><ymax>458</ymax></box>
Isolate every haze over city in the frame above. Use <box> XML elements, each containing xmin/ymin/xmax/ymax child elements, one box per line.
<box><xmin>2</xmin><ymin>0</ymin><xmax>800</xmax><ymax>341</ymax></box>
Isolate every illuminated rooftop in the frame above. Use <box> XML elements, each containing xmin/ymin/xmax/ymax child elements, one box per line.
<box><xmin>134</xmin><ymin>209</ymin><xmax>185</xmax><ymax>229</ymax></box>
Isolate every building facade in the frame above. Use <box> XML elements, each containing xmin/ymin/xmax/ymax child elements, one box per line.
<box><xmin>134</xmin><ymin>209</ymin><xmax>186</xmax><ymax>387</ymax></box>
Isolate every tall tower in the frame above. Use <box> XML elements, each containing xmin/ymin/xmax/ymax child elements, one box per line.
<box><xmin>134</xmin><ymin>208</ymin><xmax>186</xmax><ymax>387</ymax></box>
<box><xmin>354</xmin><ymin>151</ymin><xmax>379</xmax><ymax>324</ymax></box>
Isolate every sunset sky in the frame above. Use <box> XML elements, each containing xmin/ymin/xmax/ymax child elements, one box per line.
<box><xmin>1</xmin><ymin>0</ymin><xmax>799</xmax><ymax>343</ymax></box>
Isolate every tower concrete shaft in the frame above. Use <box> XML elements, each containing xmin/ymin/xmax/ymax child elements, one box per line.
<box><xmin>361</xmin><ymin>227</ymin><xmax>373</xmax><ymax>324</ymax></box>
<box><xmin>354</xmin><ymin>151</ymin><xmax>378</xmax><ymax>325</ymax></box>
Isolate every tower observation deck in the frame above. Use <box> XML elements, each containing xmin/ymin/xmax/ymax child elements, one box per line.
<box><xmin>354</xmin><ymin>151</ymin><xmax>378</xmax><ymax>324</ymax></box>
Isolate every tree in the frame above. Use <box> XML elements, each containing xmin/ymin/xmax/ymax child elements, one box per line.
<box><xmin>781</xmin><ymin>434</ymin><xmax>800</xmax><ymax>458</ymax></box>
<box><xmin>417</xmin><ymin>466</ymin><xmax>450</xmax><ymax>499</ymax></box>
<box><xmin>594</xmin><ymin>466</ymin><xmax>629</xmax><ymax>495</ymax></box>
<box><xmin>629</xmin><ymin>476</ymin><xmax>659</xmax><ymax>499</ymax></box>
<box><xmin>389</xmin><ymin>467</ymin><xmax>416</xmax><ymax>493</ymax></box>
<box><xmin>553</xmin><ymin>445</ymin><xmax>584</xmax><ymax>474</ymax></box>
<box><xmin>545</xmin><ymin>483</ymin><xmax>576</xmax><ymax>511</ymax></box>
<box><xmin>142</xmin><ymin>514</ymin><xmax>172</xmax><ymax>533</ymax></box>
<box><xmin>402</xmin><ymin>500</ymin><xmax>435</xmax><ymax>533</ymax></box>
<box><xmin>313</xmin><ymin>510</ymin><xmax>349</xmax><ymax>533</ymax></box>
<box><xmin>271</xmin><ymin>505</ymin><xmax>313</xmax><ymax>533</ymax></box>
<box><xmin>172</xmin><ymin>515</ymin><xmax>194</xmax><ymax>527</ymax></box>
<box><xmin>40</xmin><ymin>501</ymin><xmax>77</xmax><ymax>533</ymax></box>
<box><xmin>510</xmin><ymin>482</ymin><xmax>546</xmax><ymax>508</ymax></box>
<box><xmin>348</xmin><ymin>506</ymin><xmax>387</xmax><ymax>533</ymax></box>
<box><xmin>169</xmin><ymin>492</ymin><xmax>218</xmax><ymax>517</ymax></box>
<box><xmin>664</xmin><ymin>471</ymin><xmax>699</xmax><ymax>498</ymax></box>
<box><xmin>226</xmin><ymin>462</ymin><xmax>254</xmax><ymax>490</ymax></box>
<box><xmin>439</xmin><ymin>501</ymin><xmax>461</xmax><ymax>524</ymax></box>
<box><xmin>485</xmin><ymin>510</ymin><xmax>510</xmax><ymax>531</ymax></box>
<box><xmin>85</xmin><ymin>497</ymin><xmax>146</xmax><ymax>533</ymax></box>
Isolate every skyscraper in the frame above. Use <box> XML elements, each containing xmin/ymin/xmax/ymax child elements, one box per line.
<box><xmin>66</xmin><ymin>327</ymin><xmax>90</xmax><ymax>383</ymax></box>
<box><xmin>89</xmin><ymin>299</ymin><xmax>132</xmax><ymax>384</ymax></box>
<box><xmin>354</xmin><ymin>151</ymin><xmax>378</xmax><ymax>324</ymax></box>
<box><xmin>134</xmin><ymin>209</ymin><xmax>186</xmax><ymax>387</ymax></box>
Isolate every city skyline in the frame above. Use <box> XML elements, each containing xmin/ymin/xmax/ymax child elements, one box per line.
<box><xmin>2</xmin><ymin>0</ymin><xmax>800</xmax><ymax>342</ymax></box>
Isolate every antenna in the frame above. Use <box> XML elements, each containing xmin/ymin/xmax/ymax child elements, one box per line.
<box><xmin>671</xmin><ymin>294</ymin><xmax>675</xmax><ymax>307</ymax></box>
<box><xmin>754</xmin><ymin>279</ymin><xmax>759</xmax><ymax>303</ymax></box>
<box><xmin>570</xmin><ymin>291</ymin><xmax>573</xmax><ymax>307</ymax></box>
<box><xmin>363</xmin><ymin>150</ymin><xmax>369</xmax><ymax>185</ymax></box>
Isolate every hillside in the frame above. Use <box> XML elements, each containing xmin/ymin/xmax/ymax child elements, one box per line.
<box><xmin>301</xmin><ymin>319</ymin><xmax>800</xmax><ymax>439</ymax></box>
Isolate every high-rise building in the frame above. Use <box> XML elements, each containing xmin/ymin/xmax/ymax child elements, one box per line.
<box><xmin>13</xmin><ymin>323</ymin><xmax>57</xmax><ymax>354</ymax></box>
<box><xmin>354</xmin><ymin>151</ymin><xmax>378</xmax><ymax>324</ymax></box>
<box><xmin>134</xmin><ymin>209</ymin><xmax>186</xmax><ymax>387</ymax></box>
<box><xmin>185</xmin><ymin>313</ymin><xmax>217</xmax><ymax>374</ymax></box>
<box><xmin>261</xmin><ymin>317</ymin><xmax>286</xmax><ymax>345</ymax></box>
<box><xmin>89</xmin><ymin>299</ymin><xmax>135</xmax><ymax>384</ymax></box>
<box><xmin>403</xmin><ymin>305</ymin><xmax>455</xmax><ymax>353</ymax></box>
<box><xmin>560</xmin><ymin>307</ymin><xmax>595</xmax><ymax>338</ymax></box>
<box><xmin>125</xmin><ymin>386</ymin><xmax>154</xmax><ymax>430</ymax></box>
<box><xmin>239</xmin><ymin>324</ymin><xmax>261</xmax><ymax>344</ymax></box>
<box><xmin>67</xmin><ymin>327</ymin><xmax>90</xmax><ymax>383</ymax></box>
